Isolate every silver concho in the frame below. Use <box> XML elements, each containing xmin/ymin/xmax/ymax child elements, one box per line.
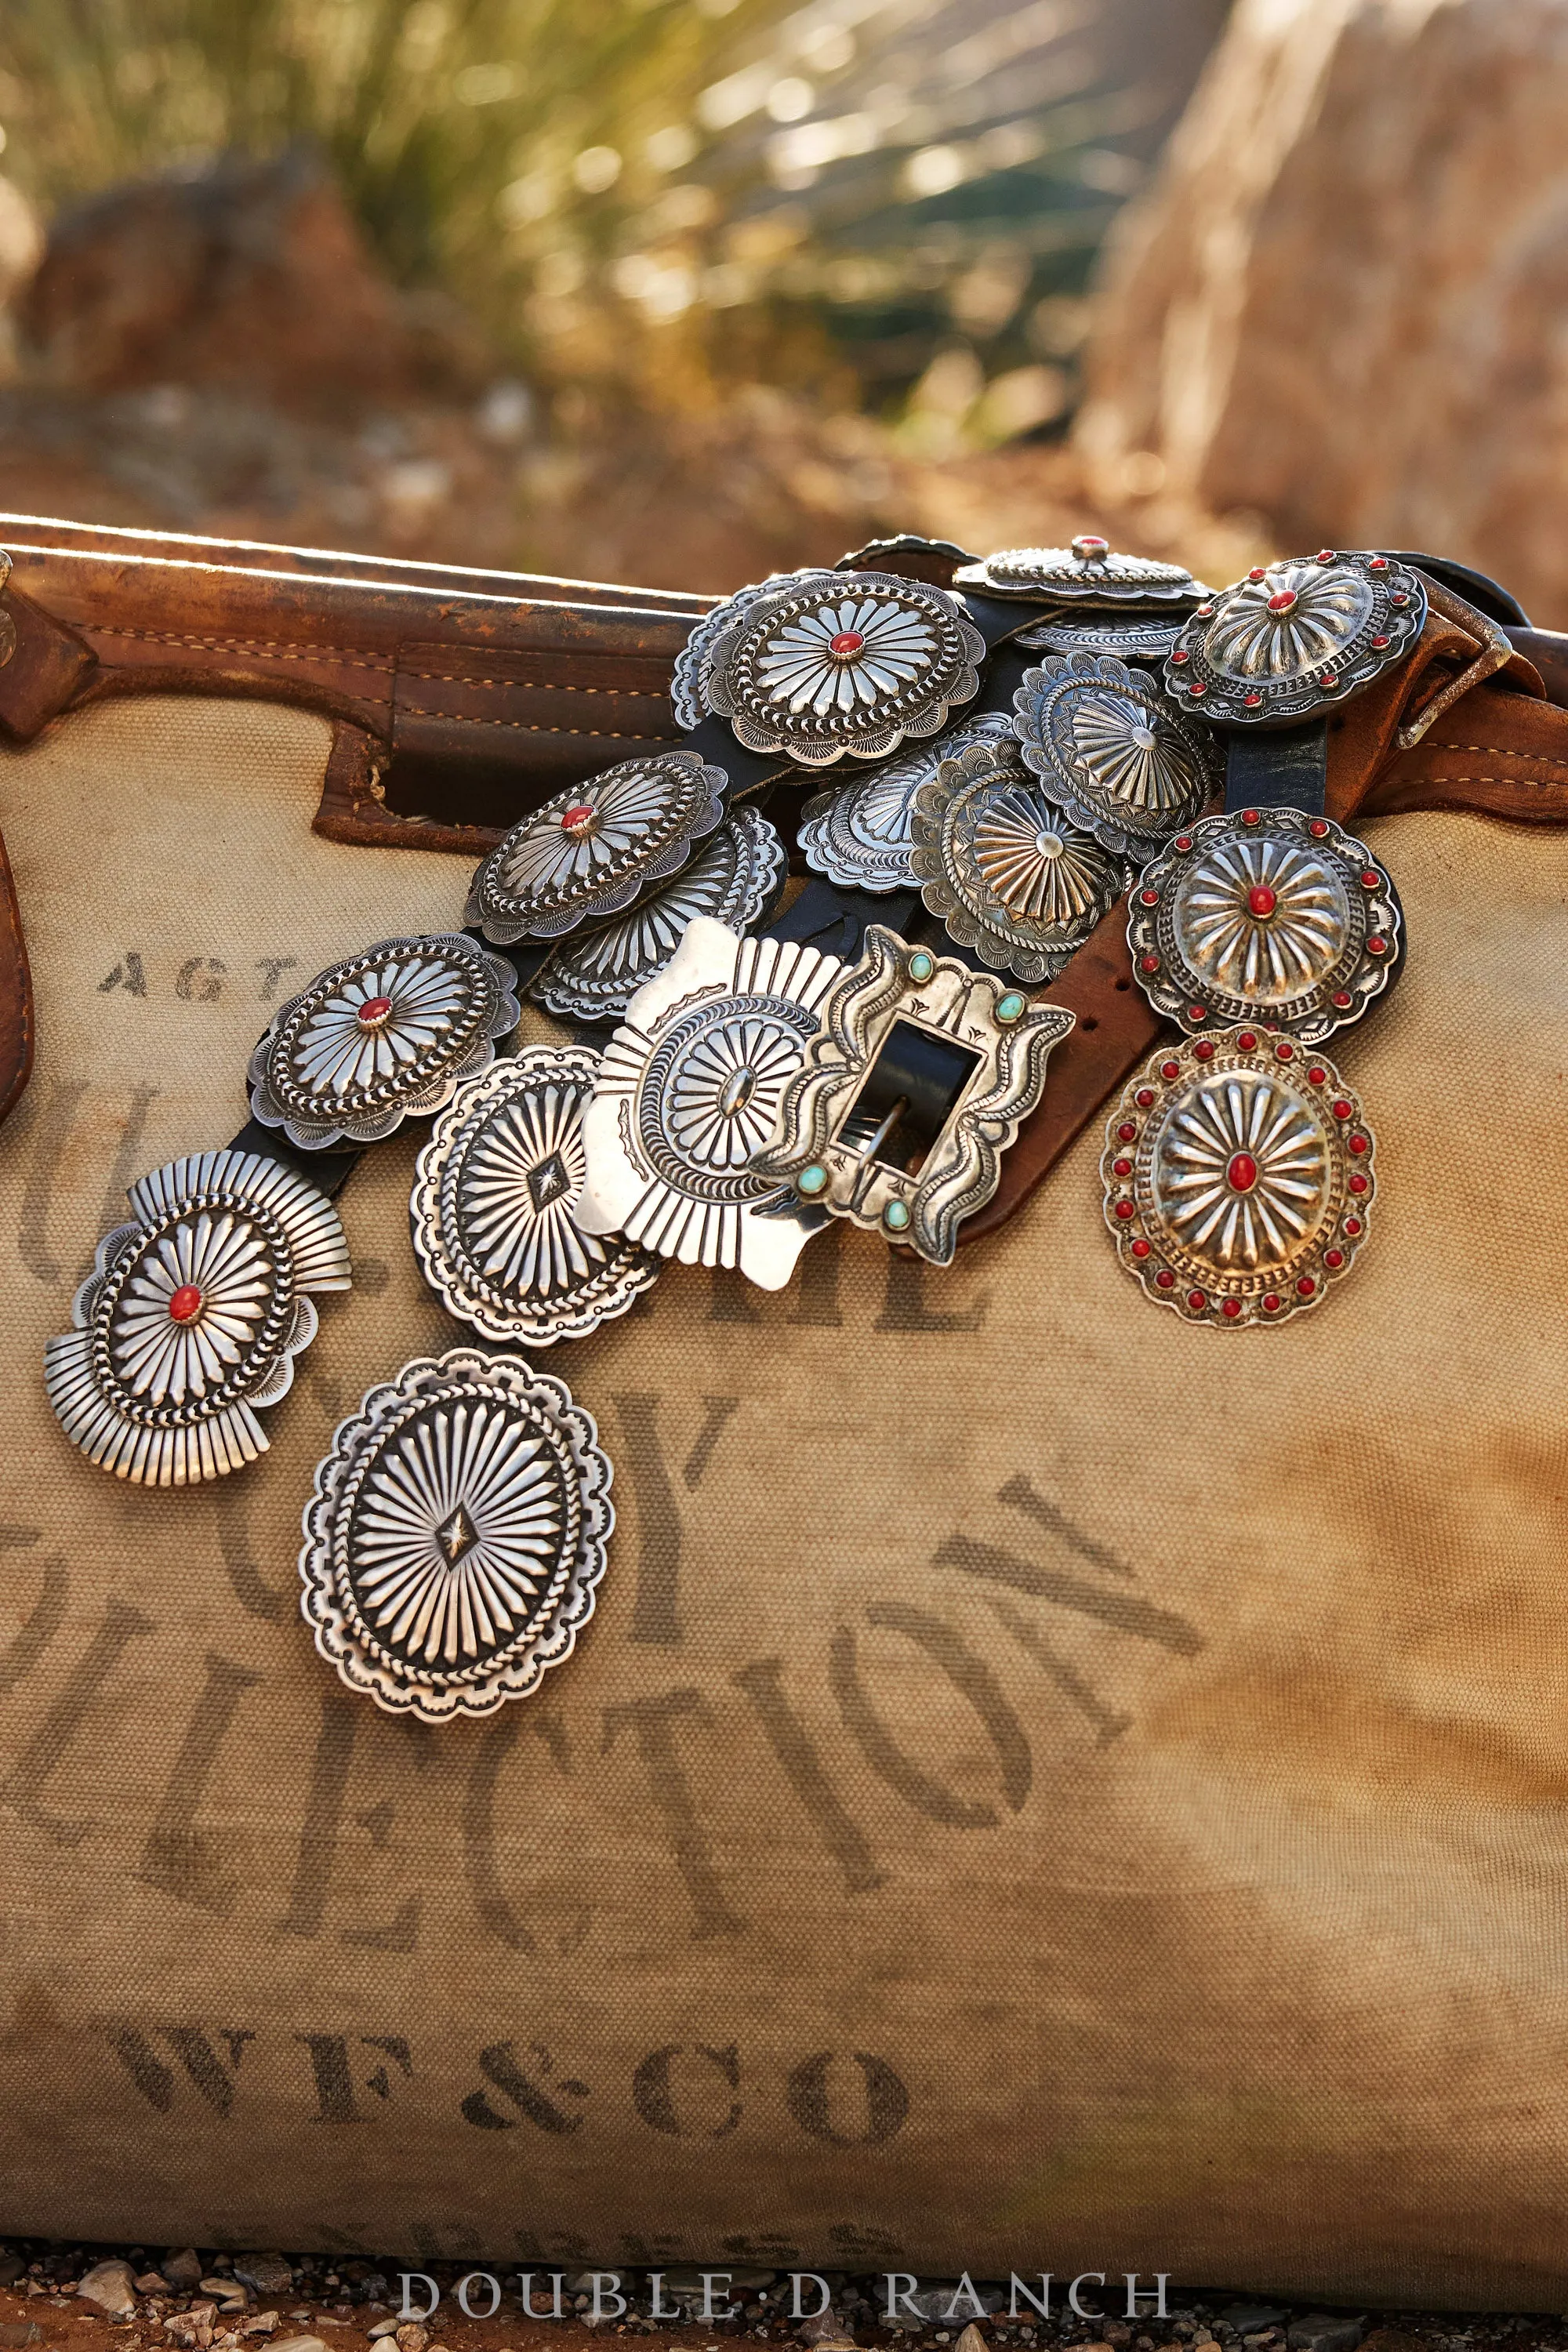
<box><xmin>45</xmin><ymin>1149</ymin><xmax>350</xmax><ymax>1486</ymax></box>
<box><xmin>798</xmin><ymin>712</ymin><xmax>1016</xmax><ymax>895</ymax></box>
<box><xmin>1014</xmin><ymin>614</ymin><xmax>1185</xmax><ymax>662</ymax></box>
<box><xmin>300</xmin><ymin>1349</ymin><xmax>613</xmax><ymax>1723</ymax></box>
<box><xmin>410</xmin><ymin>1048</ymin><xmax>659</xmax><ymax>1345</ymax></box>
<box><xmin>531</xmin><ymin>807</ymin><xmax>785</xmax><ymax>1025</ymax></box>
<box><xmin>1163</xmin><ymin>550</ymin><xmax>1428</xmax><ymax>726</ymax></box>
<box><xmin>910</xmin><ymin>737</ymin><xmax>1128</xmax><ymax>984</ymax></box>
<box><xmin>1011</xmin><ymin>651</ymin><xmax>1221</xmax><ymax>856</ymax></box>
<box><xmin>249</xmin><ymin>933</ymin><xmax>520</xmax><ymax>1150</ymax></box>
<box><xmin>577</xmin><ymin>918</ymin><xmax>840</xmax><ymax>1289</ymax></box>
<box><xmin>466</xmin><ymin>750</ymin><xmax>728</xmax><ymax>946</ymax></box>
<box><xmin>1127</xmin><ymin>807</ymin><xmax>1401</xmax><ymax>1042</ymax></box>
<box><xmin>753</xmin><ymin>927</ymin><xmax>1074</xmax><ymax>1265</ymax></box>
<box><xmin>684</xmin><ymin>568</ymin><xmax>985</xmax><ymax>767</ymax></box>
<box><xmin>1103</xmin><ymin>1030</ymin><xmax>1374</xmax><ymax>1327</ymax></box>
<box><xmin>956</xmin><ymin>535</ymin><xmax>1208</xmax><ymax>606</ymax></box>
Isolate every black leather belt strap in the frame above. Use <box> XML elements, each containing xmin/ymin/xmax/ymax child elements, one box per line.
<box><xmin>1224</xmin><ymin>718</ymin><xmax>1328</xmax><ymax>816</ymax></box>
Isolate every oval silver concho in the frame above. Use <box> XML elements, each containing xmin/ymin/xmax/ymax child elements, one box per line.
<box><xmin>466</xmin><ymin>750</ymin><xmax>728</xmax><ymax>946</ymax></box>
<box><xmin>1011</xmin><ymin>651</ymin><xmax>1221</xmax><ymax>857</ymax></box>
<box><xmin>410</xmin><ymin>1048</ymin><xmax>659</xmax><ymax>1345</ymax></box>
<box><xmin>45</xmin><ymin>1149</ymin><xmax>351</xmax><ymax>1486</ymax></box>
<box><xmin>1127</xmin><ymin>807</ymin><xmax>1401</xmax><ymax>1041</ymax></box>
<box><xmin>300</xmin><ymin>1349</ymin><xmax>613</xmax><ymax>1723</ymax></box>
<box><xmin>531</xmin><ymin>807</ymin><xmax>785</xmax><ymax>1025</ymax></box>
<box><xmin>798</xmin><ymin>711</ymin><xmax>1016</xmax><ymax>895</ymax></box>
<box><xmin>1103</xmin><ymin>1030</ymin><xmax>1374</xmax><ymax>1328</ymax></box>
<box><xmin>956</xmin><ymin>535</ymin><xmax>1209</xmax><ymax>606</ymax></box>
<box><xmin>1014</xmin><ymin>613</ymin><xmax>1185</xmax><ymax>662</ymax></box>
<box><xmin>910</xmin><ymin>737</ymin><xmax>1129</xmax><ymax>984</ymax></box>
<box><xmin>1163</xmin><ymin>550</ymin><xmax>1428</xmax><ymax>725</ymax></box>
<box><xmin>249</xmin><ymin>933</ymin><xmax>520</xmax><ymax>1151</ymax></box>
<box><xmin>688</xmin><ymin>568</ymin><xmax>986</xmax><ymax>767</ymax></box>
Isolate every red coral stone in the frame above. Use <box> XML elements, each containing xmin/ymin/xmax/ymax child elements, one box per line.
<box><xmin>1309</xmin><ymin>819</ymin><xmax>1330</xmax><ymax>838</ymax></box>
<box><xmin>1073</xmin><ymin>535</ymin><xmax>1109</xmax><ymax>557</ymax></box>
<box><xmin>1324</xmin><ymin>1248</ymin><xmax>1345</xmax><ymax>1270</ymax></box>
<box><xmin>1117</xmin><ymin>1122</ymin><xmax>1137</xmax><ymax>1141</ymax></box>
<box><xmin>1308</xmin><ymin>1065</ymin><xmax>1327</xmax><ymax>1085</ymax></box>
<box><xmin>1297</xmin><ymin>1275</ymin><xmax>1316</xmax><ymax>1296</ymax></box>
<box><xmin>1112</xmin><ymin>1156</ymin><xmax>1132</xmax><ymax>1178</ymax></box>
<box><xmin>1369</xmin><ymin>556</ymin><xmax>1388</xmax><ymax>571</ymax></box>
<box><xmin>1263</xmin><ymin>1294</ymin><xmax>1283</xmax><ymax>1313</ymax></box>
<box><xmin>1174</xmin><ymin>835</ymin><xmax>1193</xmax><ymax>851</ymax></box>
<box><xmin>1171</xmin><ymin>648</ymin><xmax>1190</xmax><ymax>665</ymax></box>
<box><xmin>1247</xmin><ymin>884</ymin><xmax>1277</xmax><ymax>918</ymax></box>
<box><xmin>1348</xmin><ymin>1133</ymin><xmax>1370</xmax><ymax>1156</ymax></box>
<box><xmin>1367</xmin><ymin>935</ymin><xmax>1388</xmax><ymax>955</ymax></box>
<box><xmin>1360</xmin><ymin>869</ymin><xmax>1381</xmax><ymax>888</ymax></box>
<box><xmin>1140</xmin><ymin>953</ymin><xmax>1160</xmax><ymax>973</ymax></box>
<box><xmin>1318</xmin><ymin>670</ymin><xmax>1338</xmax><ymax>688</ymax></box>
<box><xmin>1247</xmin><ymin>568</ymin><xmax>1268</xmax><ymax>583</ymax></box>
<box><xmin>1114</xmin><ymin>1200</ymin><xmax>1135</xmax><ymax>1220</ymax></box>
<box><xmin>1194</xmin><ymin>1040</ymin><xmax>1215</xmax><ymax>1061</ymax></box>
<box><xmin>1131</xmin><ymin>1238</ymin><xmax>1152</xmax><ymax>1259</ymax></box>
<box><xmin>1331</xmin><ymin>1098</ymin><xmax>1352</xmax><ymax>1120</ymax></box>
<box><xmin>1344</xmin><ymin>1217</ymin><xmax>1363</xmax><ymax>1236</ymax></box>
<box><xmin>1226</xmin><ymin>1152</ymin><xmax>1258</xmax><ymax>1193</ymax></box>
<box><xmin>1156</xmin><ymin>1269</ymin><xmax>1175</xmax><ymax>1290</ymax></box>
<box><xmin>1189</xmin><ymin>681</ymin><xmax>1207</xmax><ymax>696</ymax></box>
<box><xmin>1221</xmin><ymin>1298</ymin><xmax>1243</xmax><ymax>1319</ymax></box>
<box><xmin>1266</xmin><ymin>589</ymin><xmax>1298</xmax><ymax>614</ymax></box>
<box><xmin>829</xmin><ymin>630</ymin><xmax>865</xmax><ymax>655</ymax></box>
<box><xmin>1275</xmin><ymin>1040</ymin><xmax>1294</xmax><ymax>1061</ymax></box>
<box><xmin>1237</xmin><ymin>1030</ymin><xmax>1258</xmax><ymax>1051</ymax></box>
<box><xmin>1136</xmin><ymin>1087</ymin><xmax>1155</xmax><ymax>1107</ymax></box>
<box><xmin>1243</xmin><ymin>691</ymin><xmax>1264</xmax><ymax>707</ymax></box>
<box><xmin>1186</xmin><ymin>1290</ymin><xmax>1208</xmax><ymax>1312</ymax></box>
<box><xmin>560</xmin><ymin>803</ymin><xmax>598</xmax><ymax>836</ymax></box>
<box><xmin>1241</xmin><ymin>808</ymin><xmax>1260</xmax><ymax>824</ymax></box>
<box><xmin>1316</xmin><ymin>549</ymin><xmax>1336</xmax><ymax>562</ymax></box>
<box><xmin>1139</xmin><ymin>888</ymin><xmax>1160</xmax><ymax>906</ymax></box>
<box><xmin>1160</xmin><ymin>1060</ymin><xmax>1180</xmax><ymax>1081</ymax></box>
<box><xmin>1331</xmin><ymin>988</ymin><xmax>1352</xmax><ymax>1007</ymax></box>
<box><xmin>1348</xmin><ymin>1172</ymin><xmax>1369</xmax><ymax>1195</ymax></box>
<box><xmin>1370</xmin><ymin>634</ymin><xmax>1390</xmax><ymax>649</ymax></box>
<box><xmin>357</xmin><ymin>995</ymin><xmax>393</xmax><ymax>1028</ymax></box>
<box><xmin>1188</xmin><ymin>1002</ymin><xmax>1207</xmax><ymax>1022</ymax></box>
<box><xmin>168</xmin><ymin>1284</ymin><xmax>203</xmax><ymax>1325</ymax></box>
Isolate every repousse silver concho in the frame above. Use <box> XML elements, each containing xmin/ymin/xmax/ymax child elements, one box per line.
<box><xmin>466</xmin><ymin>750</ymin><xmax>728</xmax><ymax>946</ymax></box>
<box><xmin>1163</xmin><ymin>550</ymin><xmax>1428</xmax><ymax>726</ymax></box>
<box><xmin>249</xmin><ymin>932</ymin><xmax>520</xmax><ymax>1150</ymax></box>
<box><xmin>1011</xmin><ymin>651</ymin><xmax>1221</xmax><ymax>856</ymax></box>
<box><xmin>1103</xmin><ymin>1030</ymin><xmax>1374</xmax><ymax>1327</ymax></box>
<box><xmin>753</xmin><ymin>927</ymin><xmax>1074</xmax><ymax>1266</ymax></box>
<box><xmin>300</xmin><ymin>1348</ymin><xmax>613</xmax><ymax>1722</ymax></box>
<box><xmin>1014</xmin><ymin>613</ymin><xmax>1185</xmax><ymax>662</ymax></box>
<box><xmin>531</xmin><ymin>807</ymin><xmax>785</xmax><ymax>1024</ymax></box>
<box><xmin>798</xmin><ymin>712</ymin><xmax>1016</xmax><ymax>895</ymax></box>
<box><xmin>577</xmin><ymin>918</ymin><xmax>840</xmax><ymax>1289</ymax></box>
<box><xmin>1127</xmin><ymin>807</ymin><xmax>1402</xmax><ymax>1041</ymax></box>
<box><xmin>956</xmin><ymin>536</ymin><xmax>1208</xmax><ymax>606</ymax></box>
<box><xmin>909</xmin><ymin>736</ymin><xmax>1128</xmax><ymax>984</ymax></box>
<box><xmin>682</xmin><ymin>568</ymin><xmax>985</xmax><ymax>767</ymax></box>
<box><xmin>45</xmin><ymin>1149</ymin><xmax>351</xmax><ymax>1486</ymax></box>
<box><xmin>410</xmin><ymin>1047</ymin><xmax>659</xmax><ymax>1345</ymax></box>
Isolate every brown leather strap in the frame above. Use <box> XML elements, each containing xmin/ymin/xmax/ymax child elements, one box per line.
<box><xmin>0</xmin><ymin>814</ymin><xmax>33</xmax><ymax>1130</ymax></box>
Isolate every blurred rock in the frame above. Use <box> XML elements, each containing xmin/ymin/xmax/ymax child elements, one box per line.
<box><xmin>75</xmin><ymin>2262</ymin><xmax>136</xmax><ymax>2318</ymax></box>
<box><xmin>1076</xmin><ymin>0</ymin><xmax>1568</xmax><ymax>623</ymax></box>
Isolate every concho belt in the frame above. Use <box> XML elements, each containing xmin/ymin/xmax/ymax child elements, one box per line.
<box><xmin>49</xmin><ymin>531</ymin><xmax>1493</xmax><ymax>1719</ymax></box>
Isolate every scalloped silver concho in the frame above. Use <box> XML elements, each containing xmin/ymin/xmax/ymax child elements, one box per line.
<box><xmin>1162</xmin><ymin>550</ymin><xmax>1428</xmax><ymax>727</ymax></box>
<box><xmin>299</xmin><ymin>1348</ymin><xmax>613</xmax><ymax>1722</ymax></box>
<box><xmin>910</xmin><ymin>738</ymin><xmax>1129</xmax><ymax>984</ymax></box>
<box><xmin>45</xmin><ymin>1149</ymin><xmax>351</xmax><ymax>1486</ymax></box>
<box><xmin>680</xmin><ymin>568</ymin><xmax>985</xmax><ymax>767</ymax></box>
<box><xmin>797</xmin><ymin>712</ymin><xmax>1016</xmax><ymax>895</ymax></box>
<box><xmin>531</xmin><ymin>807</ymin><xmax>784</xmax><ymax>1024</ymax></box>
<box><xmin>956</xmin><ymin>537</ymin><xmax>1208</xmax><ymax>605</ymax></box>
<box><xmin>249</xmin><ymin>932</ymin><xmax>520</xmax><ymax>1150</ymax></box>
<box><xmin>466</xmin><ymin>750</ymin><xmax>728</xmax><ymax>946</ymax></box>
<box><xmin>1011</xmin><ymin>651</ymin><xmax>1222</xmax><ymax>857</ymax></box>
<box><xmin>410</xmin><ymin>1047</ymin><xmax>659</xmax><ymax>1345</ymax></box>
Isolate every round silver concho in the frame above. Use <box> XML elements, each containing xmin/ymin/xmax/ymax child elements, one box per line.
<box><xmin>1127</xmin><ymin>806</ymin><xmax>1401</xmax><ymax>1042</ymax></box>
<box><xmin>1163</xmin><ymin>550</ymin><xmax>1428</xmax><ymax>726</ymax></box>
<box><xmin>300</xmin><ymin>1349</ymin><xmax>613</xmax><ymax>1723</ymax></box>
<box><xmin>798</xmin><ymin>711</ymin><xmax>1017</xmax><ymax>895</ymax></box>
<box><xmin>1011</xmin><ymin>651</ymin><xmax>1222</xmax><ymax>857</ymax></box>
<box><xmin>680</xmin><ymin>568</ymin><xmax>986</xmax><ymax>767</ymax></box>
<box><xmin>466</xmin><ymin>750</ymin><xmax>728</xmax><ymax>946</ymax></box>
<box><xmin>956</xmin><ymin>535</ymin><xmax>1209</xmax><ymax>606</ymax></box>
<box><xmin>249</xmin><ymin>933</ymin><xmax>520</xmax><ymax>1152</ymax></box>
<box><xmin>910</xmin><ymin>736</ymin><xmax>1128</xmax><ymax>984</ymax></box>
<box><xmin>45</xmin><ymin>1149</ymin><xmax>351</xmax><ymax>1486</ymax></box>
<box><xmin>1102</xmin><ymin>1030</ymin><xmax>1374</xmax><ymax>1329</ymax></box>
<box><xmin>531</xmin><ymin>807</ymin><xmax>785</xmax><ymax>1025</ymax></box>
<box><xmin>410</xmin><ymin>1048</ymin><xmax>659</xmax><ymax>1346</ymax></box>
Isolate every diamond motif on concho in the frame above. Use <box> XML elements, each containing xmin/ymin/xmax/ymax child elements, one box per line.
<box><xmin>1014</xmin><ymin>614</ymin><xmax>1185</xmax><ymax>662</ymax></box>
<box><xmin>531</xmin><ymin>807</ymin><xmax>785</xmax><ymax>1024</ymax></box>
<box><xmin>1103</xmin><ymin>1032</ymin><xmax>1374</xmax><ymax>1327</ymax></box>
<box><xmin>466</xmin><ymin>749</ymin><xmax>728</xmax><ymax>946</ymax></box>
<box><xmin>410</xmin><ymin>1048</ymin><xmax>659</xmax><ymax>1345</ymax></box>
<box><xmin>956</xmin><ymin>536</ymin><xmax>1208</xmax><ymax>605</ymax></box>
<box><xmin>688</xmin><ymin>568</ymin><xmax>985</xmax><ymax>767</ymax></box>
<box><xmin>249</xmin><ymin>933</ymin><xmax>519</xmax><ymax>1150</ymax></box>
<box><xmin>1163</xmin><ymin>550</ymin><xmax>1428</xmax><ymax>725</ymax></box>
<box><xmin>909</xmin><ymin>737</ymin><xmax>1128</xmax><ymax>984</ymax></box>
<box><xmin>798</xmin><ymin>712</ymin><xmax>1016</xmax><ymax>895</ymax></box>
<box><xmin>299</xmin><ymin>1348</ymin><xmax>613</xmax><ymax>1722</ymax></box>
<box><xmin>577</xmin><ymin>918</ymin><xmax>841</xmax><ymax>1289</ymax></box>
<box><xmin>1011</xmin><ymin>651</ymin><xmax>1221</xmax><ymax>856</ymax></box>
<box><xmin>45</xmin><ymin>1149</ymin><xmax>351</xmax><ymax>1486</ymax></box>
<box><xmin>1127</xmin><ymin>808</ymin><xmax>1402</xmax><ymax>1041</ymax></box>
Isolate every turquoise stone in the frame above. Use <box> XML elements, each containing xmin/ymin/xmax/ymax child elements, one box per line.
<box><xmin>797</xmin><ymin>1164</ymin><xmax>829</xmax><ymax>1197</ymax></box>
<box><xmin>883</xmin><ymin>1199</ymin><xmax>911</xmax><ymax>1232</ymax></box>
<box><xmin>907</xmin><ymin>950</ymin><xmax>935</xmax><ymax>982</ymax></box>
<box><xmin>996</xmin><ymin>991</ymin><xmax>1026</xmax><ymax>1022</ymax></box>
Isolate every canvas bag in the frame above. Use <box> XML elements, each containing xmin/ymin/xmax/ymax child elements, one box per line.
<box><xmin>1</xmin><ymin>525</ymin><xmax>1566</xmax><ymax>2311</ymax></box>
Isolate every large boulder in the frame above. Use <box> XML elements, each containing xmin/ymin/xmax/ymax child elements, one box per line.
<box><xmin>1076</xmin><ymin>0</ymin><xmax>1568</xmax><ymax>622</ymax></box>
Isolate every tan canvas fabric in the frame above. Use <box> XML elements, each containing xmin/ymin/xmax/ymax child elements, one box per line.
<box><xmin>0</xmin><ymin>695</ymin><xmax>1566</xmax><ymax>2307</ymax></box>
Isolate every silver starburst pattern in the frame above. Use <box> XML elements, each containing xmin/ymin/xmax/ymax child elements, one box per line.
<box><xmin>799</xmin><ymin>712</ymin><xmax>1016</xmax><ymax>894</ymax></box>
<box><xmin>249</xmin><ymin>933</ymin><xmax>520</xmax><ymax>1149</ymax></box>
<box><xmin>532</xmin><ymin>807</ymin><xmax>784</xmax><ymax>1023</ymax></box>
<box><xmin>300</xmin><ymin>1348</ymin><xmax>613</xmax><ymax>1722</ymax></box>
<box><xmin>1127</xmin><ymin>806</ymin><xmax>1401</xmax><ymax>1040</ymax></box>
<box><xmin>1014</xmin><ymin>614</ymin><xmax>1185</xmax><ymax>661</ymax></box>
<box><xmin>1163</xmin><ymin>550</ymin><xmax>1428</xmax><ymax>725</ymax></box>
<box><xmin>45</xmin><ymin>1149</ymin><xmax>350</xmax><ymax>1485</ymax></box>
<box><xmin>411</xmin><ymin>1049</ymin><xmax>659</xmax><ymax>1345</ymax></box>
<box><xmin>1011</xmin><ymin>651</ymin><xmax>1221</xmax><ymax>856</ymax></box>
<box><xmin>956</xmin><ymin>537</ymin><xmax>1208</xmax><ymax>604</ymax></box>
<box><xmin>691</xmin><ymin>568</ymin><xmax>985</xmax><ymax>766</ymax></box>
<box><xmin>1102</xmin><ymin>1031</ymin><xmax>1374</xmax><ymax>1327</ymax></box>
<box><xmin>911</xmin><ymin>739</ymin><xmax>1127</xmax><ymax>983</ymax></box>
